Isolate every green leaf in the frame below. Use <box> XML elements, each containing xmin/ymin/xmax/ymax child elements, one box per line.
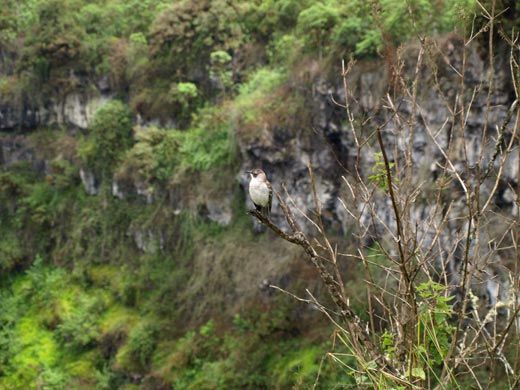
<box><xmin>411</xmin><ymin>367</ymin><xmax>426</xmax><ymax>380</ymax></box>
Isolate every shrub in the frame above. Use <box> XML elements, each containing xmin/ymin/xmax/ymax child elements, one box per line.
<box><xmin>232</xmin><ymin>66</ymin><xmax>308</xmax><ymax>142</ymax></box>
<box><xmin>57</xmin><ymin>295</ymin><xmax>103</xmax><ymax>350</ymax></box>
<box><xmin>332</xmin><ymin>13</ymin><xmax>377</xmax><ymax>57</ymax></box>
<box><xmin>169</xmin><ymin>82</ymin><xmax>199</xmax><ymax>117</ymax></box>
<box><xmin>0</xmin><ymin>231</ymin><xmax>23</xmax><ymax>272</ymax></box>
<box><xmin>116</xmin><ymin>126</ymin><xmax>180</xmax><ymax>185</ymax></box>
<box><xmin>233</xmin><ymin>67</ymin><xmax>285</xmax><ymax>125</ymax></box>
<box><xmin>267</xmin><ymin>34</ymin><xmax>302</xmax><ymax>66</ymax></box>
<box><xmin>244</xmin><ymin>0</ymin><xmax>311</xmax><ymax>38</ymax></box>
<box><xmin>19</xmin><ymin>0</ymin><xmax>86</xmax><ymax>83</ymax></box>
<box><xmin>125</xmin><ymin>321</ymin><xmax>158</xmax><ymax>367</ymax></box>
<box><xmin>297</xmin><ymin>2</ymin><xmax>339</xmax><ymax>54</ymax></box>
<box><xmin>149</xmin><ymin>0</ymin><xmax>244</xmax><ymax>76</ymax></box>
<box><xmin>179</xmin><ymin>123</ymin><xmax>232</xmax><ymax>172</ymax></box>
<box><xmin>78</xmin><ymin>100</ymin><xmax>133</xmax><ymax>178</ymax></box>
<box><xmin>269</xmin><ymin>345</ymin><xmax>327</xmax><ymax>388</ymax></box>
<box><xmin>115</xmin><ymin>320</ymin><xmax>158</xmax><ymax>373</ymax></box>
<box><xmin>118</xmin><ymin>106</ymin><xmax>233</xmax><ymax>181</ymax></box>
<box><xmin>209</xmin><ymin>50</ymin><xmax>233</xmax><ymax>93</ymax></box>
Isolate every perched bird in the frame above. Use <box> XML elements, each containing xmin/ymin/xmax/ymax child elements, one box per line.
<box><xmin>247</xmin><ymin>168</ymin><xmax>272</xmax><ymax>217</ymax></box>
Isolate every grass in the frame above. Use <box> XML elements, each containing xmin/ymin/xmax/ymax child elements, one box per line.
<box><xmin>0</xmin><ymin>259</ymin><xmax>346</xmax><ymax>388</ymax></box>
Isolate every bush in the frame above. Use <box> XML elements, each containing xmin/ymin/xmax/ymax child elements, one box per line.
<box><xmin>297</xmin><ymin>2</ymin><xmax>339</xmax><ymax>53</ymax></box>
<box><xmin>115</xmin><ymin>320</ymin><xmax>158</xmax><ymax>373</ymax></box>
<box><xmin>117</xmin><ymin>106</ymin><xmax>233</xmax><ymax>182</ymax></box>
<box><xmin>169</xmin><ymin>82</ymin><xmax>199</xmax><ymax>118</ymax></box>
<box><xmin>244</xmin><ymin>0</ymin><xmax>310</xmax><ymax>38</ymax></box>
<box><xmin>149</xmin><ymin>0</ymin><xmax>244</xmax><ymax>76</ymax></box>
<box><xmin>0</xmin><ymin>230</ymin><xmax>23</xmax><ymax>272</ymax></box>
<box><xmin>232</xmin><ymin>66</ymin><xmax>308</xmax><ymax>142</ymax></box>
<box><xmin>125</xmin><ymin>321</ymin><xmax>158</xmax><ymax>367</ymax></box>
<box><xmin>178</xmin><ymin>108</ymin><xmax>233</xmax><ymax>171</ymax></box>
<box><xmin>233</xmin><ymin>67</ymin><xmax>286</xmax><ymax>125</ymax></box>
<box><xmin>19</xmin><ymin>0</ymin><xmax>86</xmax><ymax>84</ymax></box>
<box><xmin>209</xmin><ymin>50</ymin><xmax>233</xmax><ymax>93</ymax></box>
<box><xmin>78</xmin><ymin>100</ymin><xmax>133</xmax><ymax>178</ymax></box>
<box><xmin>57</xmin><ymin>296</ymin><xmax>103</xmax><ymax>350</ymax></box>
<box><xmin>116</xmin><ymin>126</ymin><xmax>180</xmax><ymax>185</ymax></box>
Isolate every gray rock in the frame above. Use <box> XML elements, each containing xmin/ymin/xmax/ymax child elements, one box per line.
<box><xmin>80</xmin><ymin>169</ymin><xmax>99</xmax><ymax>195</ymax></box>
<box><xmin>206</xmin><ymin>198</ymin><xmax>232</xmax><ymax>226</ymax></box>
<box><xmin>237</xmin><ymin>38</ymin><xmax>518</xmax><ymax>320</ymax></box>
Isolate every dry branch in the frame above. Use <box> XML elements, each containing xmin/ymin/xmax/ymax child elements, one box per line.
<box><xmin>248</xmin><ymin>189</ymin><xmax>394</xmax><ymax>373</ymax></box>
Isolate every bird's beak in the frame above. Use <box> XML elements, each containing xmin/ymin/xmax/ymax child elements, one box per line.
<box><xmin>245</xmin><ymin>170</ymin><xmax>252</xmax><ymax>174</ymax></box>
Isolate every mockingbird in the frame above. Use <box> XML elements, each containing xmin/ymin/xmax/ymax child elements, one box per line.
<box><xmin>246</xmin><ymin>168</ymin><xmax>272</xmax><ymax>217</ymax></box>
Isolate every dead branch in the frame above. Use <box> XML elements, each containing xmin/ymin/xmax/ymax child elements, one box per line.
<box><xmin>248</xmin><ymin>189</ymin><xmax>395</xmax><ymax>373</ymax></box>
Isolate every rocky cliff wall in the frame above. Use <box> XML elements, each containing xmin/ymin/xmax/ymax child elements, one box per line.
<box><xmin>1</xmin><ymin>36</ymin><xmax>518</xmax><ymax>317</ymax></box>
<box><xmin>236</xmin><ymin>36</ymin><xmax>517</xmax><ymax>315</ymax></box>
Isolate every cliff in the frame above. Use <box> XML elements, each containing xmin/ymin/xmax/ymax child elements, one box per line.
<box><xmin>1</xmin><ymin>1</ymin><xmax>519</xmax><ymax>386</ymax></box>
<box><xmin>1</xmin><ymin>35</ymin><xmax>517</xmax><ymax>312</ymax></box>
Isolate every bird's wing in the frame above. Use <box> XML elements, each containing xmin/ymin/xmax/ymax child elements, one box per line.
<box><xmin>267</xmin><ymin>181</ymin><xmax>273</xmax><ymax>216</ymax></box>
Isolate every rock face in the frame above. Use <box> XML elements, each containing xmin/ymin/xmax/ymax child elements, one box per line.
<box><xmin>237</xmin><ymin>37</ymin><xmax>517</xmax><ymax>316</ymax></box>
<box><xmin>0</xmin><ymin>37</ymin><xmax>517</xmax><ymax>318</ymax></box>
<box><xmin>0</xmin><ymin>89</ymin><xmax>110</xmax><ymax>132</ymax></box>
<box><xmin>0</xmin><ymin>134</ymin><xmax>47</xmax><ymax>174</ymax></box>
<box><xmin>80</xmin><ymin>169</ymin><xmax>99</xmax><ymax>196</ymax></box>
<box><xmin>240</xmin><ymin>39</ymin><xmax>516</xmax><ymax>231</ymax></box>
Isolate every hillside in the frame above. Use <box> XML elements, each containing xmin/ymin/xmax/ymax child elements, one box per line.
<box><xmin>1</xmin><ymin>0</ymin><xmax>520</xmax><ymax>388</ymax></box>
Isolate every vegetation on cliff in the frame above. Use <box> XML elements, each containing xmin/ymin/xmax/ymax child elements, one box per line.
<box><xmin>2</xmin><ymin>0</ymin><xmax>520</xmax><ymax>388</ymax></box>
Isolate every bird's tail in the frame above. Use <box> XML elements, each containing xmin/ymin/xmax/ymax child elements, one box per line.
<box><xmin>262</xmin><ymin>204</ymin><xmax>271</xmax><ymax>219</ymax></box>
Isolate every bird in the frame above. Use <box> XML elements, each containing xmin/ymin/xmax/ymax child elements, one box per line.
<box><xmin>247</xmin><ymin>168</ymin><xmax>272</xmax><ymax>217</ymax></box>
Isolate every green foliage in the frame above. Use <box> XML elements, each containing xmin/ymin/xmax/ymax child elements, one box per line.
<box><xmin>169</xmin><ymin>82</ymin><xmax>198</xmax><ymax>110</ymax></box>
<box><xmin>178</xmin><ymin>111</ymin><xmax>233</xmax><ymax>171</ymax></box>
<box><xmin>372</xmin><ymin>281</ymin><xmax>455</xmax><ymax>387</ymax></box>
<box><xmin>149</xmin><ymin>311</ymin><xmax>349</xmax><ymax>389</ymax></box>
<box><xmin>0</xmin><ymin>158</ymin><xmax>84</xmax><ymax>265</ymax></box>
<box><xmin>78</xmin><ymin>100</ymin><xmax>133</xmax><ymax>177</ymax></box>
<box><xmin>48</xmin><ymin>159</ymin><xmax>79</xmax><ymax>190</ymax></box>
<box><xmin>415</xmin><ymin>281</ymin><xmax>455</xmax><ymax>366</ymax></box>
<box><xmin>4</xmin><ymin>0</ymin><xmax>481</xmax><ymax>127</ymax></box>
<box><xmin>21</xmin><ymin>0</ymin><xmax>85</xmax><ymax>68</ymax></box>
<box><xmin>124</xmin><ymin>0</ymin><xmax>247</xmax><ymax>120</ymax></box>
<box><xmin>266</xmin><ymin>33</ymin><xmax>302</xmax><ymax>67</ymax></box>
<box><xmin>167</xmin><ymin>81</ymin><xmax>200</xmax><ymax>123</ymax></box>
<box><xmin>294</xmin><ymin>0</ymin><xmax>478</xmax><ymax>57</ymax></box>
<box><xmin>57</xmin><ymin>295</ymin><xmax>103</xmax><ymax>350</ymax></box>
<box><xmin>269</xmin><ymin>344</ymin><xmax>324</xmax><ymax>388</ymax></box>
<box><xmin>0</xmin><ymin>260</ymin><xmax>73</xmax><ymax>388</ymax></box>
<box><xmin>149</xmin><ymin>0</ymin><xmax>244</xmax><ymax>76</ymax></box>
<box><xmin>233</xmin><ymin>67</ymin><xmax>289</xmax><ymax>137</ymax></box>
<box><xmin>117</xmin><ymin>106</ymin><xmax>233</xmax><ymax>187</ymax></box>
<box><xmin>121</xmin><ymin>322</ymin><xmax>158</xmax><ymax>368</ymax></box>
<box><xmin>335</xmin><ymin>245</ymin><xmax>459</xmax><ymax>388</ymax></box>
<box><xmin>244</xmin><ymin>0</ymin><xmax>310</xmax><ymax>39</ymax></box>
<box><xmin>18</xmin><ymin>182</ymin><xmax>60</xmax><ymax>225</ymax></box>
<box><xmin>0</xmin><ymin>1</ymin><xmax>500</xmax><ymax>388</ymax></box>
<box><xmin>209</xmin><ymin>50</ymin><xmax>233</xmax><ymax>92</ymax></box>
<box><xmin>117</xmin><ymin>126</ymin><xmax>180</xmax><ymax>184</ymax></box>
<box><xmin>368</xmin><ymin>152</ymin><xmax>396</xmax><ymax>191</ymax></box>
<box><xmin>236</xmin><ymin>67</ymin><xmax>286</xmax><ymax>113</ymax></box>
<box><xmin>0</xmin><ymin>76</ymin><xmax>23</xmax><ymax>104</ymax></box>
<box><xmin>297</xmin><ymin>2</ymin><xmax>339</xmax><ymax>53</ymax></box>
<box><xmin>7</xmin><ymin>0</ymin><xmax>169</xmax><ymax>88</ymax></box>
<box><xmin>380</xmin><ymin>330</ymin><xmax>397</xmax><ymax>358</ymax></box>
<box><xmin>0</xmin><ymin>230</ymin><xmax>23</xmax><ymax>272</ymax></box>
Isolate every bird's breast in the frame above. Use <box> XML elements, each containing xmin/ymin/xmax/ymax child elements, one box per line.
<box><xmin>249</xmin><ymin>179</ymin><xmax>270</xmax><ymax>206</ymax></box>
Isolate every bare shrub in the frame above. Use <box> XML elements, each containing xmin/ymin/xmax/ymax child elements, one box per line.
<box><xmin>250</xmin><ymin>2</ymin><xmax>520</xmax><ymax>388</ymax></box>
